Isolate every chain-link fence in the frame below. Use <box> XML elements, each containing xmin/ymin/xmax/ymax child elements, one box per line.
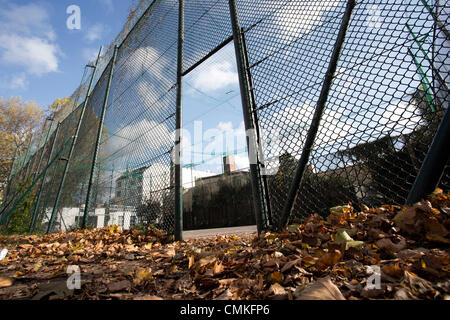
<box><xmin>237</xmin><ymin>0</ymin><xmax>449</xmax><ymax>228</ymax></box>
<box><xmin>1</xmin><ymin>0</ymin><xmax>448</xmax><ymax>237</ymax></box>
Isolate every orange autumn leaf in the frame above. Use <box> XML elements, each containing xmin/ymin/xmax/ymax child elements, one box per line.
<box><xmin>270</xmin><ymin>271</ymin><xmax>284</xmax><ymax>284</ymax></box>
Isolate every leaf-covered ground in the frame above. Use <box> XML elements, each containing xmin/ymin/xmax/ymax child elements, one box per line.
<box><xmin>0</xmin><ymin>190</ymin><xmax>449</xmax><ymax>300</ymax></box>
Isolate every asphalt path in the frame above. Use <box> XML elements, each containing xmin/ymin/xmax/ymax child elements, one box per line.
<box><xmin>182</xmin><ymin>225</ymin><xmax>257</xmax><ymax>239</ymax></box>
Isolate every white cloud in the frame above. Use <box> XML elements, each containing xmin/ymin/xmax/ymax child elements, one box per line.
<box><xmin>0</xmin><ymin>73</ymin><xmax>28</xmax><ymax>90</ymax></box>
<box><xmin>0</xmin><ymin>34</ymin><xmax>59</xmax><ymax>75</ymax></box>
<box><xmin>85</xmin><ymin>23</ymin><xmax>108</xmax><ymax>43</ymax></box>
<box><xmin>0</xmin><ymin>3</ymin><xmax>55</xmax><ymax>41</ymax></box>
<box><xmin>192</xmin><ymin>61</ymin><xmax>239</xmax><ymax>92</ymax></box>
<box><xmin>0</xmin><ymin>3</ymin><xmax>60</xmax><ymax>77</ymax></box>
<box><xmin>10</xmin><ymin>73</ymin><xmax>28</xmax><ymax>90</ymax></box>
<box><xmin>106</xmin><ymin>119</ymin><xmax>173</xmax><ymax>169</ymax></box>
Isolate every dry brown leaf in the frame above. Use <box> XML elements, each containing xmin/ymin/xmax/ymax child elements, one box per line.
<box><xmin>32</xmin><ymin>281</ymin><xmax>73</xmax><ymax>300</ymax></box>
<box><xmin>213</xmin><ymin>262</ymin><xmax>224</xmax><ymax>275</ymax></box>
<box><xmin>316</xmin><ymin>250</ymin><xmax>342</xmax><ymax>269</ymax></box>
<box><xmin>281</xmin><ymin>258</ymin><xmax>301</xmax><ymax>273</ymax></box>
<box><xmin>401</xmin><ymin>271</ymin><xmax>436</xmax><ymax>298</ymax></box>
<box><xmin>188</xmin><ymin>256</ymin><xmax>195</xmax><ymax>269</ymax></box>
<box><xmin>270</xmin><ymin>271</ymin><xmax>284</xmax><ymax>284</ymax></box>
<box><xmin>382</xmin><ymin>263</ymin><xmax>404</xmax><ymax>278</ymax></box>
<box><xmin>425</xmin><ymin>233</ymin><xmax>450</xmax><ymax>244</ymax></box>
<box><xmin>195</xmin><ymin>255</ymin><xmax>217</xmax><ymax>271</ymax></box>
<box><xmin>134</xmin><ymin>269</ymin><xmax>153</xmax><ymax>285</ymax></box>
<box><xmin>394</xmin><ymin>288</ymin><xmax>418</xmax><ymax>300</ymax></box>
<box><xmin>424</xmin><ymin>217</ymin><xmax>448</xmax><ymax>236</ymax></box>
<box><xmin>161</xmin><ymin>247</ymin><xmax>176</xmax><ymax>258</ymax></box>
<box><xmin>214</xmin><ymin>289</ymin><xmax>233</xmax><ymax>300</ymax></box>
<box><xmin>108</xmin><ymin>280</ymin><xmax>131</xmax><ymax>292</ymax></box>
<box><xmin>295</xmin><ymin>277</ymin><xmax>345</xmax><ymax>300</ymax></box>
<box><xmin>376</xmin><ymin>238</ymin><xmax>406</xmax><ymax>255</ymax></box>
<box><xmin>0</xmin><ymin>276</ymin><xmax>13</xmax><ymax>289</ymax></box>
<box><xmin>269</xmin><ymin>283</ymin><xmax>287</xmax><ymax>296</ymax></box>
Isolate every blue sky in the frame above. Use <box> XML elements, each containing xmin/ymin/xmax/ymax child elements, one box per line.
<box><xmin>0</xmin><ymin>0</ymin><xmax>134</xmax><ymax>107</ymax></box>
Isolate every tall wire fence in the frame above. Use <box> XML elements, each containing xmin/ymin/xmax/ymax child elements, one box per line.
<box><xmin>1</xmin><ymin>0</ymin><xmax>448</xmax><ymax>237</ymax></box>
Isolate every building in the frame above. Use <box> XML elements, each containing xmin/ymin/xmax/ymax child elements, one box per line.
<box><xmin>183</xmin><ymin>156</ymin><xmax>249</xmax><ymax>212</ymax></box>
<box><xmin>114</xmin><ymin>162</ymin><xmax>172</xmax><ymax>207</ymax></box>
<box><xmin>41</xmin><ymin>206</ymin><xmax>138</xmax><ymax>231</ymax></box>
<box><xmin>115</xmin><ymin>167</ymin><xmax>147</xmax><ymax>206</ymax></box>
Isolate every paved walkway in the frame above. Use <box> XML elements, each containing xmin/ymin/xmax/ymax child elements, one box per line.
<box><xmin>183</xmin><ymin>225</ymin><xmax>257</xmax><ymax>239</ymax></box>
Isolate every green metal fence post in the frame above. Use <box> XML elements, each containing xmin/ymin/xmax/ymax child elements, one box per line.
<box><xmin>279</xmin><ymin>0</ymin><xmax>356</xmax><ymax>231</ymax></box>
<box><xmin>174</xmin><ymin>0</ymin><xmax>184</xmax><ymax>242</ymax></box>
<box><xmin>46</xmin><ymin>47</ymin><xmax>103</xmax><ymax>234</ymax></box>
<box><xmin>406</xmin><ymin>104</ymin><xmax>450</xmax><ymax>204</ymax></box>
<box><xmin>229</xmin><ymin>0</ymin><xmax>268</xmax><ymax>235</ymax></box>
<box><xmin>29</xmin><ymin>121</ymin><xmax>60</xmax><ymax>233</ymax></box>
<box><xmin>82</xmin><ymin>46</ymin><xmax>118</xmax><ymax>229</ymax></box>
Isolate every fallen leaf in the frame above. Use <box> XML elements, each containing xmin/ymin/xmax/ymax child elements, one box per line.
<box><xmin>382</xmin><ymin>263</ymin><xmax>404</xmax><ymax>278</ymax></box>
<box><xmin>334</xmin><ymin>230</ymin><xmax>364</xmax><ymax>249</ymax></box>
<box><xmin>269</xmin><ymin>283</ymin><xmax>287</xmax><ymax>296</ymax></box>
<box><xmin>376</xmin><ymin>238</ymin><xmax>406</xmax><ymax>255</ymax></box>
<box><xmin>213</xmin><ymin>262</ymin><xmax>224</xmax><ymax>275</ymax></box>
<box><xmin>32</xmin><ymin>281</ymin><xmax>73</xmax><ymax>300</ymax></box>
<box><xmin>394</xmin><ymin>288</ymin><xmax>418</xmax><ymax>300</ymax></box>
<box><xmin>295</xmin><ymin>277</ymin><xmax>345</xmax><ymax>300</ymax></box>
<box><xmin>0</xmin><ymin>276</ymin><xmax>13</xmax><ymax>289</ymax></box>
<box><xmin>108</xmin><ymin>280</ymin><xmax>131</xmax><ymax>292</ymax></box>
<box><xmin>425</xmin><ymin>233</ymin><xmax>450</xmax><ymax>244</ymax></box>
<box><xmin>424</xmin><ymin>217</ymin><xmax>448</xmax><ymax>236</ymax></box>
<box><xmin>188</xmin><ymin>256</ymin><xmax>195</xmax><ymax>269</ymax></box>
<box><xmin>215</xmin><ymin>289</ymin><xmax>233</xmax><ymax>300</ymax></box>
<box><xmin>134</xmin><ymin>269</ymin><xmax>153</xmax><ymax>285</ymax></box>
<box><xmin>281</xmin><ymin>259</ymin><xmax>301</xmax><ymax>273</ymax></box>
<box><xmin>270</xmin><ymin>271</ymin><xmax>284</xmax><ymax>283</ymax></box>
<box><xmin>401</xmin><ymin>271</ymin><xmax>436</xmax><ymax>298</ymax></box>
<box><xmin>316</xmin><ymin>250</ymin><xmax>342</xmax><ymax>269</ymax></box>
